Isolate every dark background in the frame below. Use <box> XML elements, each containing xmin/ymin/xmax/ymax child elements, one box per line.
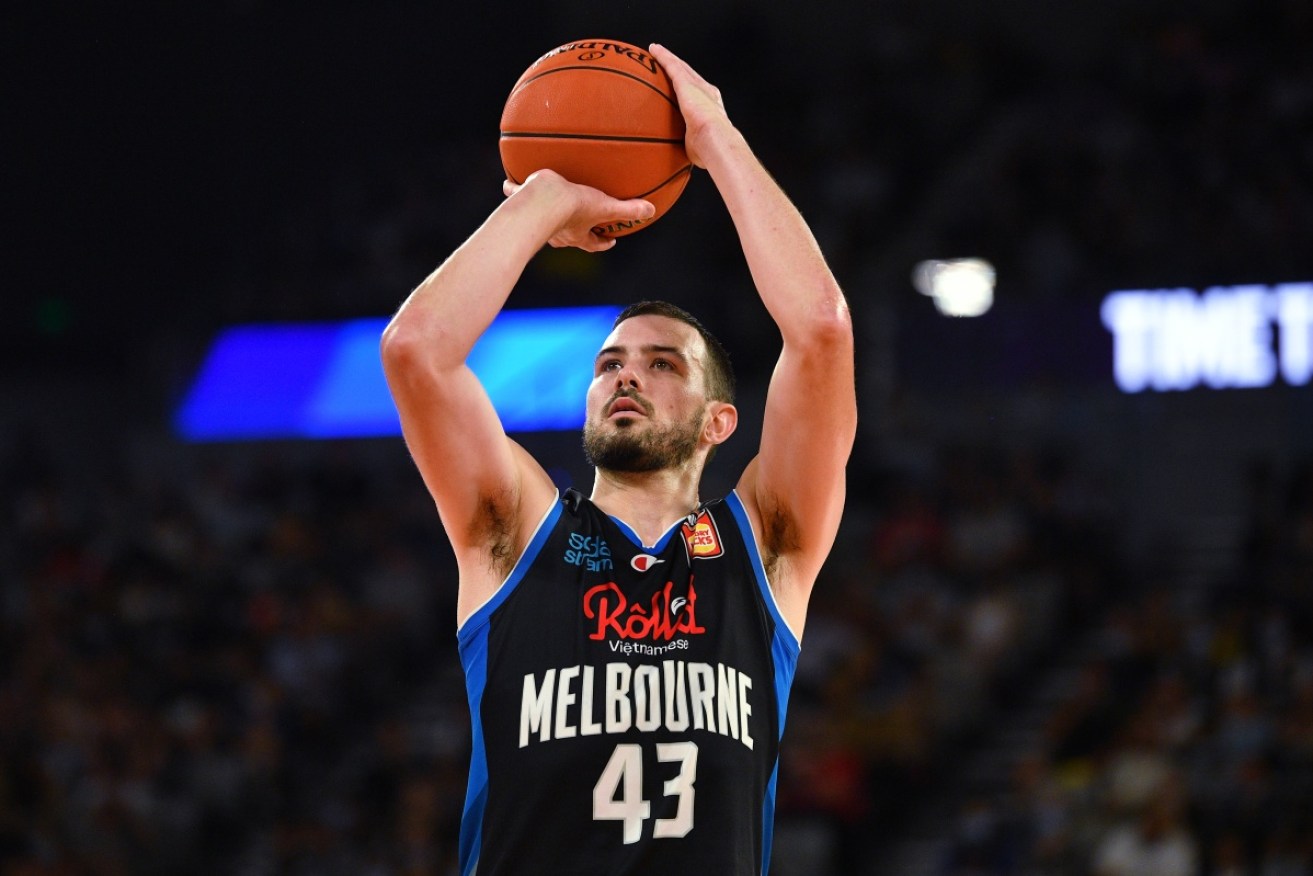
<box><xmin>9</xmin><ymin>0</ymin><xmax>1313</xmax><ymax>537</ymax></box>
<box><xmin>4</xmin><ymin>2</ymin><xmax>1313</xmax><ymax>874</ymax></box>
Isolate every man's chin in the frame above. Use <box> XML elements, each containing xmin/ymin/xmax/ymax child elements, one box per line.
<box><xmin>583</xmin><ymin>413</ymin><xmax>700</xmax><ymax>473</ymax></box>
<box><xmin>584</xmin><ymin>431</ymin><xmax>653</xmax><ymax>472</ymax></box>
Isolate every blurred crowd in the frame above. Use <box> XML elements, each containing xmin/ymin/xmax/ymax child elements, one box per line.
<box><xmin>6</xmin><ymin>426</ymin><xmax>1309</xmax><ymax>876</ymax></box>
<box><xmin>937</xmin><ymin>461</ymin><xmax>1313</xmax><ymax>876</ymax></box>
<box><xmin>0</xmin><ymin>427</ymin><xmax>1124</xmax><ymax>876</ymax></box>
<box><xmin>1</xmin><ymin>441</ymin><xmax>466</xmax><ymax>875</ymax></box>
<box><xmin>773</xmin><ymin>443</ymin><xmax>1122</xmax><ymax>874</ymax></box>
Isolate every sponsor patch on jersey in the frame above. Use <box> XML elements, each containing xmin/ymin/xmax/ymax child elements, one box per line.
<box><xmin>564</xmin><ymin>532</ymin><xmax>612</xmax><ymax>572</ymax></box>
<box><xmin>681</xmin><ymin>510</ymin><xmax>723</xmax><ymax>560</ymax></box>
<box><xmin>583</xmin><ymin>580</ymin><xmax>706</xmax><ymax>641</ymax></box>
<box><xmin>630</xmin><ymin>553</ymin><xmax>664</xmax><ymax>572</ymax></box>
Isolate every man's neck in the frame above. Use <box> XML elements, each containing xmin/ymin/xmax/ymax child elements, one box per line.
<box><xmin>589</xmin><ymin>466</ymin><xmax>702</xmax><ymax>546</ymax></box>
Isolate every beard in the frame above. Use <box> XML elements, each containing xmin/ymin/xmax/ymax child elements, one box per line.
<box><xmin>583</xmin><ymin>406</ymin><xmax>704</xmax><ymax>473</ymax></box>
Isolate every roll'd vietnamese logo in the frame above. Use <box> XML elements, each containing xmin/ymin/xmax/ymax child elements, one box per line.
<box><xmin>583</xmin><ymin>580</ymin><xmax>706</xmax><ymax>641</ymax></box>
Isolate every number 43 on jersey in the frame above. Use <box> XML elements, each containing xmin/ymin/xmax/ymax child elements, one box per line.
<box><xmin>592</xmin><ymin>742</ymin><xmax>698</xmax><ymax>844</ymax></box>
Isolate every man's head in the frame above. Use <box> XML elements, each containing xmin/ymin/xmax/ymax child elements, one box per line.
<box><xmin>582</xmin><ymin>301</ymin><xmax>737</xmax><ymax>474</ymax></box>
<box><xmin>614</xmin><ymin>301</ymin><xmax>736</xmax><ymax>405</ymax></box>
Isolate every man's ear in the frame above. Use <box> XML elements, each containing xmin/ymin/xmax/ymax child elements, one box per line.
<box><xmin>703</xmin><ymin>401</ymin><xmax>738</xmax><ymax>447</ymax></box>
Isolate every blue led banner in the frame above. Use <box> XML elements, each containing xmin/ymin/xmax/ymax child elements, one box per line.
<box><xmin>174</xmin><ymin>306</ymin><xmax>623</xmax><ymax>440</ymax></box>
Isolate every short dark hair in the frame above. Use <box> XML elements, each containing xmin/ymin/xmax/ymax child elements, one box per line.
<box><xmin>614</xmin><ymin>301</ymin><xmax>736</xmax><ymax>404</ymax></box>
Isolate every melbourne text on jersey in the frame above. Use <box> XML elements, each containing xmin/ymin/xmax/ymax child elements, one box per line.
<box><xmin>520</xmin><ymin>661</ymin><xmax>755</xmax><ymax>750</ymax></box>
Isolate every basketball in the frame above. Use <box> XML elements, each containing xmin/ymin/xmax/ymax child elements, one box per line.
<box><xmin>500</xmin><ymin>39</ymin><xmax>692</xmax><ymax>237</ymax></box>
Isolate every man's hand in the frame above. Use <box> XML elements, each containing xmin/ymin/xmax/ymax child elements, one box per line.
<box><xmin>648</xmin><ymin>43</ymin><xmax>735</xmax><ymax>169</ymax></box>
<box><xmin>502</xmin><ymin>170</ymin><xmax>654</xmax><ymax>252</ymax></box>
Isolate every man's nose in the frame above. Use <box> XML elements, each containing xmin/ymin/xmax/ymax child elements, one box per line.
<box><xmin>614</xmin><ymin>365</ymin><xmax>641</xmax><ymax>389</ymax></box>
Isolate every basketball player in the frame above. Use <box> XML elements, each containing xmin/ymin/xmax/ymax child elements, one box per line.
<box><xmin>381</xmin><ymin>43</ymin><xmax>855</xmax><ymax>875</ymax></box>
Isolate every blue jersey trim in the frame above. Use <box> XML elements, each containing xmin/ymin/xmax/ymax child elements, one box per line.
<box><xmin>724</xmin><ymin>491</ymin><xmax>801</xmax><ymax>656</ymax></box>
<box><xmin>724</xmin><ymin>490</ymin><xmax>800</xmax><ymax>875</ymax></box>
<box><xmin>455</xmin><ymin>494</ymin><xmax>562</xmax><ymax>876</ymax></box>
<box><xmin>458</xmin><ymin>627</ymin><xmax>488</xmax><ymax>876</ymax></box>
<box><xmin>761</xmin><ymin>761</ymin><xmax>781</xmax><ymax>876</ymax></box>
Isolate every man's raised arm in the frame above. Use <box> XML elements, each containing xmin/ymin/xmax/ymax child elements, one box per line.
<box><xmin>380</xmin><ymin>172</ymin><xmax>654</xmax><ymax>620</ymax></box>
<box><xmin>651</xmin><ymin>44</ymin><xmax>857</xmax><ymax>633</ymax></box>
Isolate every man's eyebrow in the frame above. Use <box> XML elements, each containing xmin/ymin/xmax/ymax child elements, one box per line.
<box><xmin>594</xmin><ymin>344</ymin><xmax>689</xmax><ymax>362</ymax></box>
<box><xmin>644</xmin><ymin>345</ymin><xmax>687</xmax><ymax>361</ymax></box>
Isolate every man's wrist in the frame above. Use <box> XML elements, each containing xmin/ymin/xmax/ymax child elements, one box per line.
<box><xmin>699</xmin><ymin>125</ymin><xmax>759</xmax><ymax>188</ymax></box>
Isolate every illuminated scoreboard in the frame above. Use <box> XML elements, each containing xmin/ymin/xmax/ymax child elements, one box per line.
<box><xmin>1101</xmin><ymin>283</ymin><xmax>1313</xmax><ymax>392</ymax></box>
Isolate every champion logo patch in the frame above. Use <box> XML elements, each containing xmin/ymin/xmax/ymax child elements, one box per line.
<box><xmin>681</xmin><ymin>510</ymin><xmax>724</xmax><ymax>560</ymax></box>
<box><xmin>630</xmin><ymin>554</ymin><xmax>664</xmax><ymax>572</ymax></box>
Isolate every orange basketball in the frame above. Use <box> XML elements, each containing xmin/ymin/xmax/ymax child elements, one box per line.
<box><xmin>500</xmin><ymin>39</ymin><xmax>692</xmax><ymax>237</ymax></box>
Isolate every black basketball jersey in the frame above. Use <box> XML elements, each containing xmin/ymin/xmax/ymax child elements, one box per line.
<box><xmin>455</xmin><ymin>488</ymin><xmax>800</xmax><ymax>876</ymax></box>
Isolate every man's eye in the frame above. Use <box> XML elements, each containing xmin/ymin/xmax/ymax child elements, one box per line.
<box><xmin>602</xmin><ymin>360</ymin><xmax>622</xmax><ymax>371</ymax></box>
<box><xmin>652</xmin><ymin>359</ymin><xmax>672</xmax><ymax>370</ymax></box>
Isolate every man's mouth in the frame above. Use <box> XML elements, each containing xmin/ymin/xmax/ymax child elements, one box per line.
<box><xmin>607</xmin><ymin>395</ymin><xmax>650</xmax><ymax>418</ymax></box>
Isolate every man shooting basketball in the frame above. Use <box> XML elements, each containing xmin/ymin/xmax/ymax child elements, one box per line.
<box><xmin>381</xmin><ymin>43</ymin><xmax>855</xmax><ymax>875</ymax></box>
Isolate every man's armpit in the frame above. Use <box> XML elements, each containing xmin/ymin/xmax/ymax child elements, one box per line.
<box><xmin>472</xmin><ymin>489</ymin><xmax>518</xmax><ymax>577</ymax></box>
<box><xmin>758</xmin><ymin>494</ymin><xmax>801</xmax><ymax>581</ymax></box>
